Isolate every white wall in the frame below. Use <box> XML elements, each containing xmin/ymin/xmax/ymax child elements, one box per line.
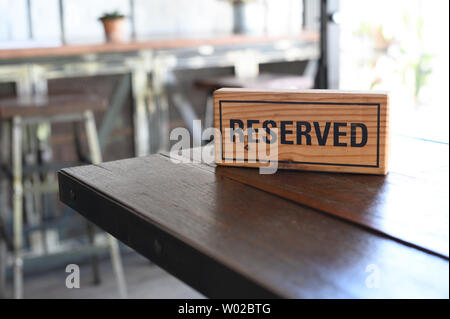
<box><xmin>0</xmin><ymin>0</ymin><xmax>303</xmax><ymax>44</ymax></box>
<box><xmin>0</xmin><ymin>0</ymin><xmax>30</xmax><ymax>42</ymax></box>
<box><xmin>63</xmin><ymin>0</ymin><xmax>131</xmax><ymax>42</ymax></box>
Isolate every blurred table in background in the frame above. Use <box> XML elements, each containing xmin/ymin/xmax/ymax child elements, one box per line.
<box><xmin>0</xmin><ymin>32</ymin><xmax>319</xmax><ymax>156</ymax></box>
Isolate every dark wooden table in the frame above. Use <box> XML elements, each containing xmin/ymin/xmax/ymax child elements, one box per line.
<box><xmin>58</xmin><ymin>136</ymin><xmax>449</xmax><ymax>298</ymax></box>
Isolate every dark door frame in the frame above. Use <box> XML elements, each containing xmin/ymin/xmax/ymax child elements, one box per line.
<box><xmin>304</xmin><ymin>0</ymin><xmax>340</xmax><ymax>89</ymax></box>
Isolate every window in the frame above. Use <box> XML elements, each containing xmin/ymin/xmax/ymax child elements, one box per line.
<box><xmin>340</xmin><ymin>0</ymin><xmax>449</xmax><ymax>142</ymax></box>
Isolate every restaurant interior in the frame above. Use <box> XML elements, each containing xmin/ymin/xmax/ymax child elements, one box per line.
<box><xmin>0</xmin><ymin>0</ymin><xmax>448</xmax><ymax>299</ymax></box>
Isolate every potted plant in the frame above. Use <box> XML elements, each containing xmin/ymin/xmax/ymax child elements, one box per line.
<box><xmin>99</xmin><ymin>11</ymin><xmax>126</xmax><ymax>43</ymax></box>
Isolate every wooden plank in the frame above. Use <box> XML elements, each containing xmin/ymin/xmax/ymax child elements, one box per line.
<box><xmin>213</xmin><ymin>136</ymin><xmax>449</xmax><ymax>258</ymax></box>
<box><xmin>58</xmin><ymin>154</ymin><xmax>449</xmax><ymax>298</ymax></box>
<box><xmin>0</xmin><ymin>94</ymin><xmax>107</xmax><ymax>119</ymax></box>
<box><xmin>0</xmin><ymin>33</ymin><xmax>319</xmax><ymax>60</ymax></box>
<box><xmin>214</xmin><ymin>88</ymin><xmax>389</xmax><ymax>174</ymax></box>
<box><xmin>171</xmin><ymin>136</ymin><xmax>449</xmax><ymax>257</ymax></box>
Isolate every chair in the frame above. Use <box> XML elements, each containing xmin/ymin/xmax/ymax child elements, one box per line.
<box><xmin>0</xmin><ymin>94</ymin><xmax>127</xmax><ymax>299</ymax></box>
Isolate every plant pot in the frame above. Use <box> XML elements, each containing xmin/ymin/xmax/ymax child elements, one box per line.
<box><xmin>101</xmin><ymin>17</ymin><xmax>125</xmax><ymax>43</ymax></box>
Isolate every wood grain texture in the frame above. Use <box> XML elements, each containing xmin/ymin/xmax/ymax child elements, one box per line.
<box><xmin>215</xmin><ymin>135</ymin><xmax>449</xmax><ymax>258</ymax></box>
<box><xmin>214</xmin><ymin>88</ymin><xmax>389</xmax><ymax>174</ymax></box>
<box><xmin>58</xmin><ymin>154</ymin><xmax>448</xmax><ymax>298</ymax></box>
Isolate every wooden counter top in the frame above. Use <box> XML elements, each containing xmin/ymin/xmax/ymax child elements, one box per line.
<box><xmin>0</xmin><ymin>32</ymin><xmax>319</xmax><ymax>61</ymax></box>
<box><xmin>58</xmin><ymin>135</ymin><xmax>449</xmax><ymax>298</ymax></box>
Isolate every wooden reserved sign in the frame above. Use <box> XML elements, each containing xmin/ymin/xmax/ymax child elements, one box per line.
<box><xmin>214</xmin><ymin>88</ymin><xmax>389</xmax><ymax>174</ymax></box>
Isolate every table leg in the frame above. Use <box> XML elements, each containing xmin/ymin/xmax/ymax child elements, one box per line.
<box><xmin>85</xmin><ymin>221</ymin><xmax>101</xmax><ymax>285</ymax></box>
<box><xmin>0</xmin><ymin>120</ymin><xmax>10</xmax><ymax>225</ymax></box>
<box><xmin>83</xmin><ymin>110</ymin><xmax>127</xmax><ymax>298</ymax></box>
<box><xmin>23</xmin><ymin>124</ymin><xmax>44</xmax><ymax>254</ymax></box>
<box><xmin>0</xmin><ymin>235</ymin><xmax>6</xmax><ymax>298</ymax></box>
<box><xmin>131</xmin><ymin>68</ymin><xmax>150</xmax><ymax>157</ymax></box>
<box><xmin>152</xmin><ymin>56</ymin><xmax>174</xmax><ymax>153</ymax></box>
<box><xmin>0</xmin><ymin>120</ymin><xmax>10</xmax><ymax>299</ymax></box>
<box><xmin>157</xmin><ymin>85</ymin><xmax>171</xmax><ymax>152</ymax></box>
<box><xmin>0</xmin><ymin>121</ymin><xmax>9</xmax><ymax>299</ymax></box>
<box><xmin>12</xmin><ymin>117</ymin><xmax>23</xmax><ymax>299</ymax></box>
<box><xmin>107</xmin><ymin>234</ymin><xmax>127</xmax><ymax>299</ymax></box>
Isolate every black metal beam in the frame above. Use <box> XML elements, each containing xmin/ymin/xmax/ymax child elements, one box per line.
<box><xmin>315</xmin><ymin>0</ymin><xmax>328</xmax><ymax>89</ymax></box>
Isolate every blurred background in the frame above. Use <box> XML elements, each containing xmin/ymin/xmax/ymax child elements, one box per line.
<box><xmin>0</xmin><ymin>0</ymin><xmax>448</xmax><ymax>299</ymax></box>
